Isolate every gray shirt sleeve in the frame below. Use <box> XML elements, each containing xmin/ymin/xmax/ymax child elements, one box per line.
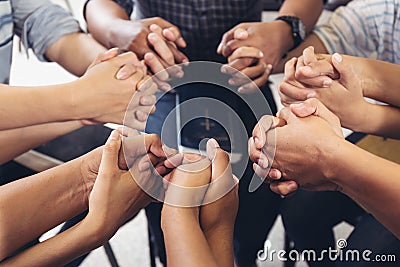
<box><xmin>10</xmin><ymin>0</ymin><xmax>82</xmax><ymax>61</ymax></box>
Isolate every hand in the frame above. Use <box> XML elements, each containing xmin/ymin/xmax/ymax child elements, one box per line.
<box><xmin>251</xmin><ymin>99</ymin><xmax>344</xmax><ymax>196</ymax></box>
<box><xmin>200</xmin><ymin>139</ymin><xmax>238</xmax><ymax>233</ymax></box>
<box><xmin>221</xmin><ymin>46</ymin><xmax>272</xmax><ymax>94</ymax></box>
<box><xmin>163</xmin><ymin>153</ymin><xmax>212</xmax><ymax>208</ymax></box>
<box><xmin>84</xmin><ymin>131</ymin><xmax>153</xmax><ymax>242</ymax></box>
<box><xmin>218</xmin><ymin>21</ymin><xmax>293</xmax><ymax>71</ymax></box>
<box><xmin>294</xmin><ymin>46</ymin><xmax>339</xmax><ymax>88</ymax></box>
<box><xmin>279</xmin><ymin>51</ymin><xmax>372</xmax><ymax>131</ymax></box>
<box><xmin>77</xmin><ymin>50</ymin><xmax>157</xmax><ymax>129</ymax></box>
<box><xmin>122</xmin><ymin>17</ymin><xmax>188</xmax><ymax>80</ymax></box>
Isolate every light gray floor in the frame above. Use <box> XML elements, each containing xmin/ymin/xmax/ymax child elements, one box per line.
<box><xmin>9</xmin><ymin>1</ymin><xmax>353</xmax><ymax>266</ymax></box>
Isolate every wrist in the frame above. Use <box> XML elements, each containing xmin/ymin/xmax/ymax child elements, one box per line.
<box><xmin>319</xmin><ymin>136</ymin><xmax>348</xmax><ymax>184</ymax></box>
<box><xmin>161</xmin><ymin>205</ymin><xmax>199</xmax><ymax>230</ymax></box>
<box><xmin>271</xmin><ymin>20</ymin><xmax>294</xmax><ymax>56</ymax></box>
<box><xmin>350</xmin><ymin>102</ymin><xmax>376</xmax><ymax>134</ymax></box>
<box><xmin>109</xmin><ymin>19</ymin><xmax>140</xmax><ymax>51</ymax></box>
<box><xmin>67</xmin><ymin>78</ymin><xmax>95</xmax><ymax>121</ymax></box>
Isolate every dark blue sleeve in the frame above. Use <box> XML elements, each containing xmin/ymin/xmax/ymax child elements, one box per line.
<box><xmin>83</xmin><ymin>0</ymin><xmax>133</xmax><ymax>21</ymax></box>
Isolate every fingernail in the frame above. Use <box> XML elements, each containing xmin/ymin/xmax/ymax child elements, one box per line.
<box><xmin>307</xmin><ymin>92</ymin><xmax>317</xmax><ymax>98</ymax></box>
<box><xmin>163</xmin><ymin>144</ymin><xmax>177</xmax><ymax>156</ymax></box>
<box><xmin>287</xmin><ymin>182</ymin><xmax>298</xmax><ymax>191</ymax></box>
<box><xmin>176</xmin><ymin>71</ymin><xmax>184</xmax><ymax>78</ymax></box>
<box><xmin>207</xmin><ymin>138</ymin><xmax>219</xmax><ymax>160</ymax></box>
<box><xmin>254</xmin><ymin>136</ymin><xmax>259</xmax><ymax>145</ymax></box>
<box><xmin>148</xmin><ymin>33</ymin><xmax>157</xmax><ymax>41</ymax></box>
<box><xmin>258</xmin><ymin>159</ymin><xmax>268</xmax><ymax>169</ymax></box>
<box><xmin>208</xmin><ymin>138</ymin><xmax>219</xmax><ymax>148</ymax></box>
<box><xmin>107</xmin><ymin>47</ymin><xmax>119</xmax><ymax>54</ymax></box>
<box><xmin>333</xmin><ymin>53</ymin><xmax>342</xmax><ymax>63</ymax></box>
<box><xmin>139</xmin><ymin>161</ymin><xmax>151</xmax><ymax>171</ymax></box>
<box><xmin>217</xmin><ymin>43</ymin><xmax>223</xmax><ymax>53</ymax></box>
<box><xmin>116</xmin><ymin>70</ymin><xmax>128</xmax><ymax>80</ymax></box>
<box><xmin>290</xmin><ymin>102</ymin><xmax>303</xmax><ymax>109</ymax></box>
<box><xmin>221</xmin><ymin>65</ymin><xmax>228</xmax><ymax>73</ymax></box>
<box><xmin>238</xmin><ymin>86</ymin><xmax>246</xmax><ymax>93</ymax></box>
<box><xmin>110</xmin><ymin>130</ymin><xmax>119</xmax><ymax>141</ymax></box>
<box><xmin>229</xmin><ymin>79</ymin><xmax>236</xmax><ymax>85</ymax></box>
<box><xmin>271</xmin><ymin>169</ymin><xmax>282</xmax><ymax>179</ymax></box>
<box><xmin>322</xmin><ymin>79</ymin><xmax>332</xmax><ymax>87</ymax></box>
<box><xmin>161</xmin><ymin>84</ymin><xmax>171</xmax><ymax>91</ymax></box>
<box><xmin>145</xmin><ymin>53</ymin><xmax>154</xmax><ymax>60</ymax></box>
<box><xmin>149</xmin><ymin>24</ymin><xmax>159</xmax><ymax>31</ymax></box>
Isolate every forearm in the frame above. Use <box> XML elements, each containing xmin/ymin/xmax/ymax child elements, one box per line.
<box><xmin>0</xmin><ymin>220</ymin><xmax>102</xmax><ymax>266</ymax></box>
<box><xmin>45</xmin><ymin>33</ymin><xmax>106</xmax><ymax>77</ymax></box>
<box><xmin>0</xmin><ymin>81</ymin><xmax>90</xmax><ymax>130</ymax></box>
<box><xmin>0</xmin><ymin>121</ymin><xmax>83</xmax><ymax>164</ymax></box>
<box><xmin>204</xmin><ymin>227</ymin><xmax>234</xmax><ymax>267</ymax></box>
<box><xmin>359</xmin><ymin>104</ymin><xmax>400</xmax><ymax>139</ymax></box>
<box><xmin>279</xmin><ymin>0</ymin><xmax>324</xmax><ymax>33</ymax></box>
<box><xmin>326</xmin><ymin>140</ymin><xmax>400</xmax><ymax>238</ymax></box>
<box><xmin>274</xmin><ymin>33</ymin><xmax>328</xmax><ymax>74</ymax></box>
<box><xmin>85</xmin><ymin>0</ymin><xmax>133</xmax><ymax>49</ymax></box>
<box><xmin>360</xmin><ymin>58</ymin><xmax>400</xmax><ymax>107</ymax></box>
<box><xmin>162</xmin><ymin>207</ymin><xmax>218</xmax><ymax>267</ymax></box>
<box><xmin>0</xmin><ymin>155</ymin><xmax>89</xmax><ymax>260</ymax></box>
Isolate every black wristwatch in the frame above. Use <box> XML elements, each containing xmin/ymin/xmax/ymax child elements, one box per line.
<box><xmin>275</xmin><ymin>16</ymin><xmax>306</xmax><ymax>51</ymax></box>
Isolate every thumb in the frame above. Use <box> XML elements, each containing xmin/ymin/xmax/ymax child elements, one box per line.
<box><xmin>331</xmin><ymin>53</ymin><xmax>357</xmax><ymax>90</ymax></box>
<box><xmin>234</xmin><ymin>28</ymin><xmax>248</xmax><ymax>40</ymax></box>
<box><xmin>290</xmin><ymin>98</ymin><xmax>343</xmax><ymax>137</ymax></box>
<box><xmin>99</xmin><ymin>130</ymin><xmax>122</xmax><ymax>174</ymax></box>
<box><xmin>88</xmin><ymin>48</ymin><xmax>119</xmax><ymax>69</ymax></box>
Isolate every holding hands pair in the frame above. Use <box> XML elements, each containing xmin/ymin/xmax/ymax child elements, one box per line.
<box><xmin>249</xmin><ymin>46</ymin><xmax>371</xmax><ymax>196</ymax></box>
<box><xmin>84</xmin><ymin>128</ymin><xmax>238</xmax><ymax>255</ymax></box>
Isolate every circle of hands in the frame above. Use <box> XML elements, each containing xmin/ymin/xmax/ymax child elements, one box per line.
<box><xmin>81</xmin><ymin>127</ymin><xmax>239</xmax><ymax>241</ymax></box>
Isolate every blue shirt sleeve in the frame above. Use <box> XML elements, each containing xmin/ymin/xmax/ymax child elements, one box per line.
<box><xmin>10</xmin><ymin>0</ymin><xmax>81</xmax><ymax>61</ymax></box>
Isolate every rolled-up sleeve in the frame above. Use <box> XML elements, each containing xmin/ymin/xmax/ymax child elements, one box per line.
<box><xmin>11</xmin><ymin>0</ymin><xmax>81</xmax><ymax>61</ymax></box>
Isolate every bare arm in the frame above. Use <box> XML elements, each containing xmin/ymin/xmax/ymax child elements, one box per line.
<box><xmin>218</xmin><ymin>0</ymin><xmax>327</xmax><ymax>91</ymax></box>
<box><xmin>0</xmin><ymin>220</ymin><xmax>102</xmax><ymax>267</ymax></box>
<box><xmin>162</xmin><ymin>207</ymin><xmax>218</xmax><ymax>267</ymax></box>
<box><xmin>45</xmin><ymin>33</ymin><xmax>106</xmax><ymax>77</ymax></box>
<box><xmin>327</xmin><ymin>139</ymin><xmax>400</xmax><ymax>239</ymax></box>
<box><xmin>0</xmin><ymin>149</ymin><xmax>99</xmax><ymax>260</ymax></box>
<box><xmin>85</xmin><ymin>0</ymin><xmax>131</xmax><ymax>50</ymax></box>
<box><xmin>278</xmin><ymin>0</ymin><xmax>325</xmax><ymax>35</ymax></box>
<box><xmin>0</xmin><ymin>51</ymin><xmax>155</xmax><ymax>130</ymax></box>
<box><xmin>85</xmin><ymin>0</ymin><xmax>188</xmax><ymax>80</ymax></box>
<box><xmin>0</xmin><ymin>121</ymin><xmax>83</xmax><ymax>164</ymax></box>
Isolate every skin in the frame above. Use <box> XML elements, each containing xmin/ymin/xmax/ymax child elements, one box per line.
<box><xmin>217</xmin><ymin>0</ymin><xmax>327</xmax><ymax>91</ymax></box>
<box><xmin>0</xmin><ymin>131</ymin><xmax>171</xmax><ymax>265</ymax></box>
<box><xmin>85</xmin><ymin>0</ymin><xmax>188</xmax><ymax>86</ymax></box>
<box><xmin>279</xmin><ymin>47</ymin><xmax>400</xmax><ymax>138</ymax></box>
<box><xmin>162</xmin><ymin>139</ymin><xmax>238</xmax><ymax>267</ymax></box>
<box><xmin>249</xmin><ymin>98</ymin><xmax>400</xmax><ymax>239</ymax></box>
<box><xmin>0</xmin><ymin>49</ymin><xmax>157</xmax><ymax>131</ymax></box>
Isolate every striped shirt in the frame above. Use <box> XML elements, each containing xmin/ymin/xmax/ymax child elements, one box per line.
<box><xmin>314</xmin><ymin>0</ymin><xmax>400</xmax><ymax>63</ymax></box>
<box><xmin>0</xmin><ymin>0</ymin><xmax>81</xmax><ymax>84</ymax></box>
